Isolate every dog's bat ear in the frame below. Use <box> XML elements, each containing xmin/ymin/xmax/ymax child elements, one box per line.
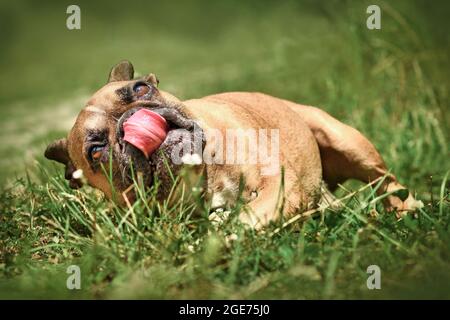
<box><xmin>108</xmin><ymin>60</ymin><xmax>135</xmax><ymax>82</ymax></box>
<box><xmin>144</xmin><ymin>73</ymin><xmax>159</xmax><ymax>87</ymax></box>
<box><xmin>45</xmin><ymin>138</ymin><xmax>70</xmax><ymax>165</ymax></box>
<box><xmin>45</xmin><ymin>138</ymin><xmax>83</xmax><ymax>189</ymax></box>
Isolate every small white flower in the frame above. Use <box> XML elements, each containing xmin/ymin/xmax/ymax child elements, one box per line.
<box><xmin>225</xmin><ymin>233</ymin><xmax>238</xmax><ymax>247</ymax></box>
<box><xmin>227</xmin><ymin>233</ymin><xmax>238</xmax><ymax>241</ymax></box>
<box><xmin>181</xmin><ymin>154</ymin><xmax>193</xmax><ymax>164</ymax></box>
<box><xmin>209</xmin><ymin>210</ymin><xmax>231</xmax><ymax>226</ymax></box>
<box><xmin>72</xmin><ymin>169</ymin><xmax>83</xmax><ymax>180</ymax></box>
<box><xmin>181</xmin><ymin>153</ymin><xmax>202</xmax><ymax>165</ymax></box>
<box><xmin>192</xmin><ymin>186</ymin><xmax>204</xmax><ymax>193</ymax></box>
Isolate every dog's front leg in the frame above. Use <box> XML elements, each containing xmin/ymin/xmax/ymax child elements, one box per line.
<box><xmin>239</xmin><ymin>181</ymin><xmax>301</xmax><ymax>229</ymax></box>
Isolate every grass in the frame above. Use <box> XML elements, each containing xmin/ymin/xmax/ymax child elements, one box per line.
<box><xmin>0</xmin><ymin>0</ymin><xmax>449</xmax><ymax>299</ymax></box>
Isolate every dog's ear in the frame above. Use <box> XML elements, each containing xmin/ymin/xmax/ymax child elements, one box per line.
<box><xmin>108</xmin><ymin>60</ymin><xmax>135</xmax><ymax>82</ymax></box>
<box><xmin>45</xmin><ymin>138</ymin><xmax>83</xmax><ymax>189</ymax></box>
<box><xmin>45</xmin><ymin>138</ymin><xmax>70</xmax><ymax>165</ymax></box>
<box><xmin>143</xmin><ymin>73</ymin><xmax>159</xmax><ymax>87</ymax></box>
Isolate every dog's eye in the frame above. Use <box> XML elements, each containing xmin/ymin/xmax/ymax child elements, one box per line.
<box><xmin>89</xmin><ymin>145</ymin><xmax>105</xmax><ymax>162</ymax></box>
<box><xmin>133</xmin><ymin>83</ymin><xmax>151</xmax><ymax>98</ymax></box>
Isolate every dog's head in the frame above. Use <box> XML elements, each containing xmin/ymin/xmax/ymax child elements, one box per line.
<box><xmin>45</xmin><ymin>61</ymin><xmax>204</xmax><ymax>203</ymax></box>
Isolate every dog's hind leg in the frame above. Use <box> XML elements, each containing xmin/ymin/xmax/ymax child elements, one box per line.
<box><xmin>285</xmin><ymin>102</ymin><xmax>423</xmax><ymax>215</ymax></box>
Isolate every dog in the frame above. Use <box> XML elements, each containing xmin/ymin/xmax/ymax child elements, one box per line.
<box><xmin>45</xmin><ymin>60</ymin><xmax>421</xmax><ymax>228</ymax></box>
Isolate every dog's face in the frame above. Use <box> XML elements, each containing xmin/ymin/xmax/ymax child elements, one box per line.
<box><xmin>45</xmin><ymin>61</ymin><xmax>204</xmax><ymax>203</ymax></box>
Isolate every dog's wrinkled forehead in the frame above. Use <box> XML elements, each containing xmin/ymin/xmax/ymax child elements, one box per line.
<box><xmin>69</xmin><ymin>82</ymin><xmax>127</xmax><ymax>137</ymax></box>
<box><xmin>77</xmin><ymin>59</ymin><xmax>141</xmax><ymax>121</ymax></box>
<box><xmin>85</xmin><ymin>59</ymin><xmax>133</xmax><ymax>107</ymax></box>
<box><xmin>66</xmin><ymin>60</ymin><xmax>171</xmax><ymax>156</ymax></box>
<box><xmin>86</xmin><ymin>81</ymin><xmax>134</xmax><ymax>114</ymax></box>
<box><xmin>89</xmin><ymin>81</ymin><xmax>126</xmax><ymax>105</ymax></box>
<box><xmin>67</xmin><ymin>80</ymin><xmax>136</xmax><ymax>157</ymax></box>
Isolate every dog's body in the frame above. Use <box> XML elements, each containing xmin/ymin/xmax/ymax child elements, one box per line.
<box><xmin>45</xmin><ymin>61</ymin><xmax>421</xmax><ymax>228</ymax></box>
<box><xmin>183</xmin><ymin>92</ymin><xmax>324</xmax><ymax>226</ymax></box>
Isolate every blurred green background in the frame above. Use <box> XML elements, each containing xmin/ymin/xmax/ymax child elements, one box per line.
<box><xmin>0</xmin><ymin>0</ymin><xmax>449</xmax><ymax>300</ymax></box>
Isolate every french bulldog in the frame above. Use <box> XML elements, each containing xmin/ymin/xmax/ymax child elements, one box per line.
<box><xmin>45</xmin><ymin>60</ymin><xmax>421</xmax><ymax>228</ymax></box>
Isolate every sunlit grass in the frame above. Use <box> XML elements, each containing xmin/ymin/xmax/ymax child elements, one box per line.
<box><xmin>0</xmin><ymin>0</ymin><xmax>449</xmax><ymax>299</ymax></box>
<box><xmin>1</xmin><ymin>162</ymin><xmax>448</xmax><ymax>299</ymax></box>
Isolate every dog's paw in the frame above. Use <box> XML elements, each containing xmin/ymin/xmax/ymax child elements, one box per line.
<box><xmin>384</xmin><ymin>183</ymin><xmax>424</xmax><ymax>218</ymax></box>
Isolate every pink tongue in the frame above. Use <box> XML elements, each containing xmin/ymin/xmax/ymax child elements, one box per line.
<box><xmin>123</xmin><ymin>109</ymin><xmax>168</xmax><ymax>158</ymax></box>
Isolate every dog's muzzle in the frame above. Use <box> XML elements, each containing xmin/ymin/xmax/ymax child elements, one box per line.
<box><xmin>115</xmin><ymin>105</ymin><xmax>205</xmax><ymax>194</ymax></box>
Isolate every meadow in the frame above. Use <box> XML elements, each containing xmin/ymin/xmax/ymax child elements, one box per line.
<box><xmin>0</xmin><ymin>0</ymin><xmax>449</xmax><ymax>299</ymax></box>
